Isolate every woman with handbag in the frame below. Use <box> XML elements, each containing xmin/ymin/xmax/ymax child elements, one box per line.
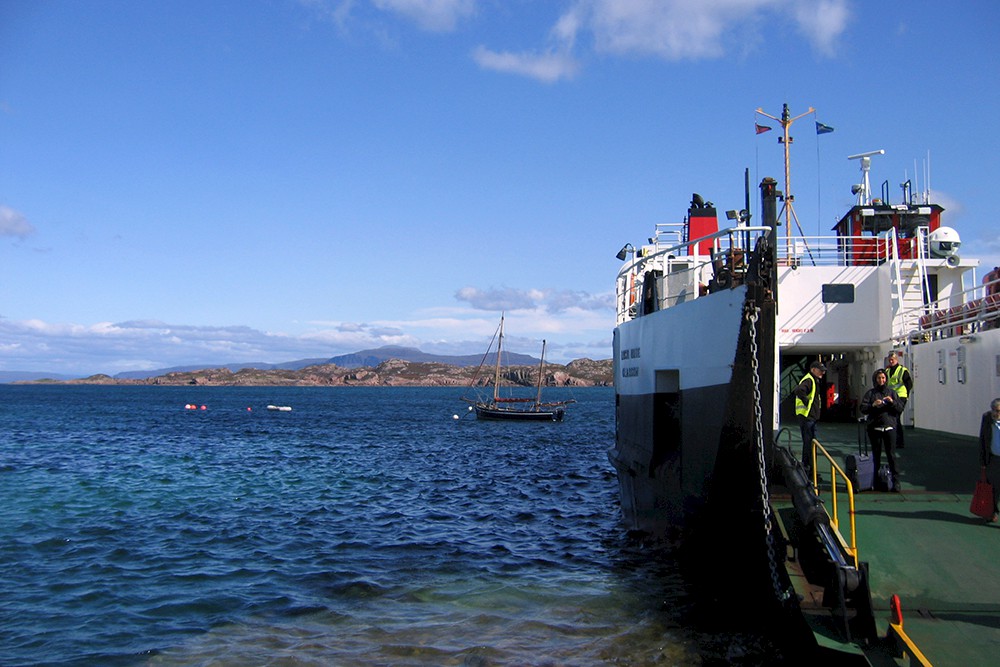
<box><xmin>978</xmin><ymin>398</ymin><xmax>1000</xmax><ymax>523</ymax></box>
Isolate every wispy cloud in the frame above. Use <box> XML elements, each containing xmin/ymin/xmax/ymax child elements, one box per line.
<box><xmin>473</xmin><ymin>0</ymin><xmax>851</xmax><ymax>81</ymax></box>
<box><xmin>0</xmin><ymin>295</ymin><xmax>614</xmax><ymax>375</ymax></box>
<box><xmin>303</xmin><ymin>0</ymin><xmax>475</xmax><ymax>33</ymax></box>
<box><xmin>471</xmin><ymin>46</ymin><xmax>580</xmax><ymax>83</ymax></box>
<box><xmin>455</xmin><ymin>286</ymin><xmax>542</xmax><ymax>311</ymax></box>
<box><xmin>584</xmin><ymin>0</ymin><xmax>849</xmax><ymax>59</ymax></box>
<box><xmin>455</xmin><ymin>286</ymin><xmax>613</xmax><ymax>313</ymax></box>
<box><xmin>0</xmin><ymin>206</ymin><xmax>35</xmax><ymax>239</ymax></box>
<box><xmin>302</xmin><ymin>1</ymin><xmax>850</xmax><ymax>81</ymax></box>
<box><xmin>372</xmin><ymin>0</ymin><xmax>476</xmax><ymax>32</ymax></box>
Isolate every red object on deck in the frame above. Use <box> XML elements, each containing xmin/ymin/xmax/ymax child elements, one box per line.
<box><xmin>890</xmin><ymin>594</ymin><xmax>903</xmax><ymax>626</ymax></box>
<box><xmin>834</xmin><ymin>203</ymin><xmax>944</xmax><ymax>266</ymax></box>
<box><xmin>687</xmin><ymin>208</ymin><xmax>718</xmax><ymax>256</ymax></box>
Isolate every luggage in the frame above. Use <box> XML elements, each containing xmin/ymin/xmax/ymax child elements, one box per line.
<box><xmin>970</xmin><ymin>468</ymin><xmax>994</xmax><ymax>519</ymax></box>
<box><xmin>878</xmin><ymin>464</ymin><xmax>895</xmax><ymax>492</ymax></box>
<box><xmin>847</xmin><ymin>418</ymin><xmax>876</xmax><ymax>492</ymax></box>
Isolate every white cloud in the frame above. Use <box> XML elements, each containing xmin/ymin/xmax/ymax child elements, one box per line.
<box><xmin>307</xmin><ymin>0</ymin><xmax>476</xmax><ymax>33</ymax></box>
<box><xmin>456</xmin><ymin>285</ymin><xmax>540</xmax><ymax>310</ymax></box>
<box><xmin>583</xmin><ymin>0</ymin><xmax>849</xmax><ymax>60</ymax></box>
<box><xmin>790</xmin><ymin>0</ymin><xmax>850</xmax><ymax>57</ymax></box>
<box><xmin>0</xmin><ymin>298</ymin><xmax>615</xmax><ymax>375</ymax></box>
<box><xmin>472</xmin><ymin>46</ymin><xmax>580</xmax><ymax>83</ymax></box>
<box><xmin>0</xmin><ymin>206</ymin><xmax>36</xmax><ymax>239</ymax></box>
<box><xmin>455</xmin><ymin>285</ymin><xmax>613</xmax><ymax>313</ymax></box>
<box><xmin>305</xmin><ymin>0</ymin><xmax>849</xmax><ymax>79</ymax></box>
<box><xmin>372</xmin><ymin>0</ymin><xmax>476</xmax><ymax>31</ymax></box>
<box><xmin>585</xmin><ymin>0</ymin><xmax>734</xmax><ymax>60</ymax></box>
<box><xmin>473</xmin><ymin>0</ymin><xmax>850</xmax><ymax>81</ymax></box>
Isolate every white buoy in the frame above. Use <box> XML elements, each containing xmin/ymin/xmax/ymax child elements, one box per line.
<box><xmin>453</xmin><ymin>414</ymin><xmax>460</xmax><ymax>420</ymax></box>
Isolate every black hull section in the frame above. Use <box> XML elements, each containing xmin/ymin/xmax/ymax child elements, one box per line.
<box><xmin>475</xmin><ymin>405</ymin><xmax>565</xmax><ymax>422</ymax></box>
<box><xmin>609</xmin><ymin>383</ymin><xmax>729</xmax><ymax>534</ymax></box>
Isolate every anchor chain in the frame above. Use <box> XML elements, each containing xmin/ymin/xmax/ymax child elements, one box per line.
<box><xmin>748</xmin><ymin>308</ymin><xmax>793</xmax><ymax>602</ymax></box>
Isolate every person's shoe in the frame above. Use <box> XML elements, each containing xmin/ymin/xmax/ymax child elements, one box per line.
<box><xmin>991</xmin><ymin>513</ymin><xmax>999</xmax><ymax>523</ymax></box>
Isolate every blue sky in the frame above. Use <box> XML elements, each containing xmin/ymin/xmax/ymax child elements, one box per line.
<box><xmin>2</xmin><ymin>0</ymin><xmax>999</xmax><ymax>377</ymax></box>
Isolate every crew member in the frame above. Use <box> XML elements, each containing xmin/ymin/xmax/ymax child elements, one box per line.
<box><xmin>794</xmin><ymin>360</ymin><xmax>826</xmax><ymax>471</ymax></box>
<box><xmin>886</xmin><ymin>351</ymin><xmax>913</xmax><ymax>449</ymax></box>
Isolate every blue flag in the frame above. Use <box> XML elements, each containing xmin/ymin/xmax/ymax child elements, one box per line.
<box><xmin>816</xmin><ymin>121</ymin><xmax>834</xmax><ymax>135</ymax></box>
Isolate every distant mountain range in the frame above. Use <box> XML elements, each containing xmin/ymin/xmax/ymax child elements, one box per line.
<box><xmin>1</xmin><ymin>346</ymin><xmax>547</xmax><ymax>383</ymax></box>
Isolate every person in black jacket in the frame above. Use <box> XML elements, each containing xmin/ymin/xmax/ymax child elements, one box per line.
<box><xmin>978</xmin><ymin>398</ymin><xmax>1000</xmax><ymax>522</ymax></box>
<box><xmin>860</xmin><ymin>369</ymin><xmax>903</xmax><ymax>491</ymax></box>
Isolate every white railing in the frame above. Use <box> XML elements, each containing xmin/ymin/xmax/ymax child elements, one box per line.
<box><xmin>616</xmin><ymin>225</ymin><xmax>772</xmax><ymax>324</ymax></box>
<box><xmin>773</xmin><ymin>230</ymin><xmax>929</xmax><ymax>268</ymax></box>
<box><xmin>616</xmin><ymin>225</ymin><xmax>964</xmax><ymax>333</ymax></box>
<box><xmin>905</xmin><ymin>277</ymin><xmax>1000</xmax><ymax>342</ymax></box>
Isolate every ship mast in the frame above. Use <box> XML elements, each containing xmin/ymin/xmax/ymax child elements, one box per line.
<box><xmin>535</xmin><ymin>340</ymin><xmax>547</xmax><ymax>408</ymax></box>
<box><xmin>756</xmin><ymin>103</ymin><xmax>814</xmax><ymax>256</ymax></box>
<box><xmin>493</xmin><ymin>313</ymin><xmax>504</xmax><ymax>403</ymax></box>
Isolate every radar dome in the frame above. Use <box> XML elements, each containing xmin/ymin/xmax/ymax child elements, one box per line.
<box><xmin>928</xmin><ymin>226</ymin><xmax>961</xmax><ymax>258</ymax></box>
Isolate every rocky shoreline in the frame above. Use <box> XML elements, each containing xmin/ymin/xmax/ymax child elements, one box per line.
<box><xmin>38</xmin><ymin>357</ymin><xmax>614</xmax><ymax>387</ymax></box>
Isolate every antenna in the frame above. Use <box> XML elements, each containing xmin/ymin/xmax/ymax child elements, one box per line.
<box><xmin>925</xmin><ymin>150</ymin><xmax>931</xmax><ymax>204</ymax></box>
<box><xmin>756</xmin><ymin>103</ymin><xmax>815</xmax><ymax>258</ymax></box>
<box><xmin>847</xmin><ymin>149</ymin><xmax>884</xmax><ymax>206</ymax></box>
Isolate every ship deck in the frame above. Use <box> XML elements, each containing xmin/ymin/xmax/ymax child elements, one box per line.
<box><xmin>772</xmin><ymin>421</ymin><xmax>1000</xmax><ymax>666</ymax></box>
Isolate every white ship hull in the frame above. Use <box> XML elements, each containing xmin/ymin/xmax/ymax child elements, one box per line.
<box><xmin>611</xmin><ymin>156</ymin><xmax>999</xmax><ymax>536</ymax></box>
<box><xmin>610</xmin><ymin>285</ymin><xmax>748</xmax><ymax>533</ymax></box>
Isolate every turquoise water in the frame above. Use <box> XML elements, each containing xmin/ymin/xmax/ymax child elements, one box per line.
<box><xmin>0</xmin><ymin>385</ymin><xmax>763</xmax><ymax>666</ymax></box>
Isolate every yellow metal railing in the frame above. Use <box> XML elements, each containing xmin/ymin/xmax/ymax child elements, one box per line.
<box><xmin>808</xmin><ymin>438</ymin><xmax>859</xmax><ymax>568</ymax></box>
<box><xmin>888</xmin><ymin>595</ymin><xmax>933</xmax><ymax>666</ymax></box>
<box><xmin>805</xmin><ymin>440</ymin><xmax>931</xmax><ymax>664</ymax></box>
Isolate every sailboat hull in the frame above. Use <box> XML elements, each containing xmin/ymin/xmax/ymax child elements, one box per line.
<box><xmin>474</xmin><ymin>405</ymin><xmax>566</xmax><ymax>421</ymax></box>
<box><xmin>462</xmin><ymin>314</ymin><xmax>573</xmax><ymax>422</ymax></box>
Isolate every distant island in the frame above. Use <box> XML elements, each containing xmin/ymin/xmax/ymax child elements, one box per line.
<box><xmin>17</xmin><ymin>345</ymin><xmax>614</xmax><ymax>387</ymax></box>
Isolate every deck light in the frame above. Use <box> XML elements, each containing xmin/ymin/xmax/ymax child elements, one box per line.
<box><xmin>726</xmin><ymin>209</ymin><xmax>749</xmax><ymax>225</ymax></box>
<box><xmin>616</xmin><ymin>244</ymin><xmax>635</xmax><ymax>261</ymax></box>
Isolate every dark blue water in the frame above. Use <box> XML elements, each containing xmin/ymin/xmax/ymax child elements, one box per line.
<box><xmin>0</xmin><ymin>385</ymin><xmax>762</xmax><ymax>666</ymax></box>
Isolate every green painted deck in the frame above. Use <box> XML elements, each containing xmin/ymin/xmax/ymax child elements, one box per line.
<box><xmin>774</xmin><ymin>421</ymin><xmax>1000</xmax><ymax>666</ymax></box>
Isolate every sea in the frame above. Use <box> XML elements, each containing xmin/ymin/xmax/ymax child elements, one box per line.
<box><xmin>1</xmin><ymin>385</ymin><xmax>775</xmax><ymax>666</ymax></box>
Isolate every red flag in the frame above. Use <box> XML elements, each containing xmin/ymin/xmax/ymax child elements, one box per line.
<box><xmin>755</xmin><ymin>123</ymin><xmax>772</xmax><ymax>135</ymax></box>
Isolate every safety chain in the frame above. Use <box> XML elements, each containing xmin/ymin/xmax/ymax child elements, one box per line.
<box><xmin>748</xmin><ymin>308</ymin><xmax>793</xmax><ymax>602</ymax></box>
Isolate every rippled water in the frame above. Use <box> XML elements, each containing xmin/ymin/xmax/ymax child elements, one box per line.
<box><xmin>1</xmin><ymin>385</ymin><xmax>772</xmax><ymax>666</ymax></box>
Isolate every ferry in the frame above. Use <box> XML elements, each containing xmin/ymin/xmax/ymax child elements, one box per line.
<box><xmin>609</xmin><ymin>104</ymin><xmax>1000</xmax><ymax>663</ymax></box>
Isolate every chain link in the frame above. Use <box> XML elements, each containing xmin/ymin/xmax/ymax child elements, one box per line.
<box><xmin>748</xmin><ymin>308</ymin><xmax>793</xmax><ymax>602</ymax></box>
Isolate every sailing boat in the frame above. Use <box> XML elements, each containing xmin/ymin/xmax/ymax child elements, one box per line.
<box><xmin>461</xmin><ymin>314</ymin><xmax>574</xmax><ymax>421</ymax></box>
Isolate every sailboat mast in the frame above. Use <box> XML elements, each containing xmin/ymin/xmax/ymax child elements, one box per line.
<box><xmin>535</xmin><ymin>340</ymin><xmax>546</xmax><ymax>407</ymax></box>
<box><xmin>493</xmin><ymin>314</ymin><xmax>504</xmax><ymax>403</ymax></box>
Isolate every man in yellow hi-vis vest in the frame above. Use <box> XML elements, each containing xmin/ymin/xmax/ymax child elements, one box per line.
<box><xmin>794</xmin><ymin>360</ymin><xmax>827</xmax><ymax>470</ymax></box>
<box><xmin>886</xmin><ymin>351</ymin><xmax>913</xmax><ymax>448</ymax></box>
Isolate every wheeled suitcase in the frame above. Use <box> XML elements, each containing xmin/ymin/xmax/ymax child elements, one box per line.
<box><xmin>846</xmin><ymin>418</ymin><xmax>876</xmax><ymax>492</ymax></box>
